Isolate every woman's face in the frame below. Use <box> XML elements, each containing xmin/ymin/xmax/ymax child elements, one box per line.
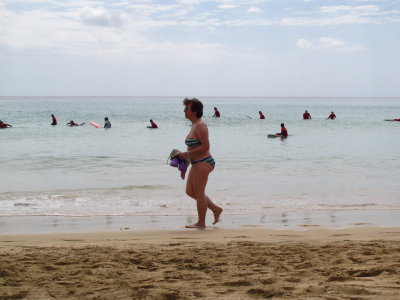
<box><xmin>184</xmin><ymin>104</ymin><xmax>194</xmax><ymax>119</ymax></box>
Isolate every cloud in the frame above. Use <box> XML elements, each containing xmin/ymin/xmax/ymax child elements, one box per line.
<box><xmin>218</xmin><ymin>4</ymin><xmax>236</xmax><ymax>10</ymax></box>
<box><xmin>281</xmin><ymin>4</ymin><xmax>398</xmax><ymax>26</ymax></box>
<box><xmin>318</xmin><ymin>5</ymin><xmax>380</xmax><ymax>15</ymax></box>
<box><xmin>176</xmin><ymin>0</ymin><xmax>201</xmax><ymax>4</ymax></box>
<box><xmin>247</xmin><ymin>7</ymin><xmax>262</xmax><ymax>14</ymax></box>
<box><xmin>129</xmin><ymin>3</ymin><xmax>181</xmax><ymax>14</ymax></box>
<box><xmin>296</xmin><ymin>38</ymin><xmax>312</xmax><ymax>49</ymax></box>
<box><xmin>78</xmin><ymin>6</ymin><xmax>124</xmax><ymax>27</ymax></box>
<box><xmin>319</xmin><ymin>37</ymin><xmax>345</xmax><ymax>47</ymax></box>
<box><xmin>151</xmin><ymin>41</ymin><xmax>227</xmax><ymax>62</ymax></box>
<box><xmin>0</xmin><ymin>3</ymin><xmax>227</xmax><ymax>62</ymax></box>
<box><xmin>281</xmin><ymin>15</ymin><xmax>373</xmax><ymax>26</ymax></box>
<box><xmin>296</xmin><ymin>37</ymin><xmax>364</xmax><ymax>52</ymax></box>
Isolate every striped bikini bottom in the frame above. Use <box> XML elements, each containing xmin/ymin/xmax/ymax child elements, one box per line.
<box><xmin>191</xmin><ymin>156</ymin><xmax>215</xmax><ymax>168</ymax></box>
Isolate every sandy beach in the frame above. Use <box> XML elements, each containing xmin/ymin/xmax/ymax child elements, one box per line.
<box><xmin>1</xmin><ymin>226</ymin><xmax>400</xmax><ymax>299</ymax></box>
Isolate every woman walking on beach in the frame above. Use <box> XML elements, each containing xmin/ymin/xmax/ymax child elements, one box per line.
<box><xmin>179</xmin><ymin>98</ymin><xmax>223</xmax><ymax>229</ymax></box>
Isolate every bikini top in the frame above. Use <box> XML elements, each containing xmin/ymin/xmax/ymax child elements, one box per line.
<box><xmin>185</xmin><ymin>138</ymin><xmax>201</xmax><ymax>147</ymax></box>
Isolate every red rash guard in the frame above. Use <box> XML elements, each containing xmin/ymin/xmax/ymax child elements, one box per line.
<box><xmin>281</xmin><ymin>127</ymin><xmax>288</xmax><ymax>137</ymax></box>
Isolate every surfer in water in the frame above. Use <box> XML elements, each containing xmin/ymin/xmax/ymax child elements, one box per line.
<box><xmin>303</xmin><ymin>110</ymin><xmax>311</xmax><ymax>120</ymax></box>
<box><xmin>0</xmin><ymin>120</ymin><xmax>12</xmax><ymax>128</ymax></box>
<box><xmin>276</xmin><ymin>123</ymin><xmax>288</xmax><ymax>137</ymax></box>
<box><xmin>327</xmin><ymin>111</ymin><xmax>336</xmax><ymax>120</ymax></box>
<box><xmin>213</xmin><ymin>107</ymin><xmax>220</xmax><ymax>117</ymax></box>
<box><xmin>259</xmin><ymin>111</ymin><xmax>265</xmax><ymax>119</ymax></box>
<box><xmin>67</xmin><ymin>120</ymin><xmax>78</xmax><ymax>127</ymax></box>
<box><xmin>51</xmin><ymin>114</ymin><xmax>57</xmax><ymax>125</ymax></box>
<box><xmin>104</xmin><ymin>117</ymin><xmax>111</xmax><ymax>128</ymax></box>
<box><xmin>67</xmin><ymin>120</ymin><xmax>84</xmax><ymax>126</ymax></box>
<box><xmin>178</xmin><ymin>98</ymin><xmax>223</xmax><ymax>229</ymax></box>
<box><xmin>149</xmin><ymin>119</ymin><xmax>158</xmax><ymax>128</ymax></box>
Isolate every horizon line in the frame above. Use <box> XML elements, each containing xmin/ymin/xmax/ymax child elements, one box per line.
<box><xmin>1</xmin><ymin>95</ymin><xmax>399</xmax><ymax>98</ymax></box>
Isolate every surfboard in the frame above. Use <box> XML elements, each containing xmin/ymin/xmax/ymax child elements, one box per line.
<box><xmin>89</xmin><ymin>121</ymin><xmax>101</xmax><ymax>128</ymax></box>
<box><xmin>268</xmin><ymin>134</ymin><xmax>279</xmax><ymax>138</ymax></box>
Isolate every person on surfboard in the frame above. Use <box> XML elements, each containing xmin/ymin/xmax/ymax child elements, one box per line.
<box><xmin>149</xmin><ymin>119</ymin><xmax>158</xmax><ymax>128</ymax></box>
<box><xmin>0</xmin><ymin>120</ymin><xmax>12</xmax><ymax>128</ymax></box>
<box><xmin>66</xmin><ymin>120</ymin><xmax>78</xmax><ymax>127</ymax></box>
<box><xmin>259</xmin><ymin>111</ymin><xmax>265</xmax><ymax>119</ymax></box>
<box><xmin>51</xmin><ymin>114</ymin><xmax>57</xmax><ymax>125</ymax></box>
<box><xmin>276</xmin><ymin>123</ymin><xmax>288</xmax><ymax>137</ymax></box>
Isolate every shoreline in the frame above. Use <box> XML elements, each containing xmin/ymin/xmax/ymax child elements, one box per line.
<box><xmin>1</xmin><ymin>209</ymin><xmax>400</xmax><ymax>235</ymax></box>
<box><xmin>1</xmin><ymin>226</ymin><xmax>400</xmax><ymax>246</ymax></box>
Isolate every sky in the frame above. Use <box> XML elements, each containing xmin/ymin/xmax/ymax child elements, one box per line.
<box><xmin>0</xmin><ymin>0</ymin><xmax>399</xmax><ymax>97</ymax></box>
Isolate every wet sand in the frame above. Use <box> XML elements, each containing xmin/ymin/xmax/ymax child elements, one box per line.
<box><xmin>1</xmin><ymin>227</ymin><xmax>400</xmax><ymax>299</ymax></box>
<box><xmin>2</xmin><ymin>209</ymin><xmax>400</xmax><ymax>234</ymax></box>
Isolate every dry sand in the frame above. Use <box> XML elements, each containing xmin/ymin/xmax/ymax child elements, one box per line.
<box><xmin>1</xmin><ymin>227</ymin><xmax>400</xmax><ymax>299</ymax></box>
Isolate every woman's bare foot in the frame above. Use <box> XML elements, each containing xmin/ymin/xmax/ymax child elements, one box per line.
<box><xmin>212</xmin><ymin>207</ymin><xmax>223</xmax><ymax>225</ymax></box>
<box><xmin>185</xmin><ymin>223</ymin><xmax>206</xmax><ymax>229</ymax></box>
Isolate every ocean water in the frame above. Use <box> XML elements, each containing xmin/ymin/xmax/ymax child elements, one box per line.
<box><xmin>0</xmin><ymin>96</ymin><xmax>399</xmax><ymax>217</ymax></box>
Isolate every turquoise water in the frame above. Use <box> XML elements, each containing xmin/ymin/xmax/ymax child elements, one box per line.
<box><xmin>0</xmin><ymin>97</ymin><xmax>399</xmax><ymax>216</ymax></box>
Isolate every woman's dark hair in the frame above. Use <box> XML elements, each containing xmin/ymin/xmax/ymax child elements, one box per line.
<box><xmin>183</xmin><ymin>98</ymin><xmax>203</xmax><ymax>118</ymax></box>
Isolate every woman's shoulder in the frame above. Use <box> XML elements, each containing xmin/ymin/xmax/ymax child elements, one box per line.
<box><xmin>194</xmin><ymin>120</ymin><xmax>208</xmax><ymax>129</ymax></box>
<box><xmin>193</xmin><ymin>121</ymin><xmax>208</xmax><ymax>137</ymax></box>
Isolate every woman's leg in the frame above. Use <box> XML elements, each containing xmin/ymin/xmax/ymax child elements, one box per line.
<box><xmin>185</xmin><ymin>163</ymin><xmax>210</xmax><ymax>228</ymax></box>
<box><xmin>206</xmin><ymin>194</ymin><xmax>223</xmax><ymax>225</ymax></box>
<box><xmin>185</xmin><ymin>166</ymin><xmax>195</xmax><ymax>199</ymax></box>
<box><xmin>185</xmin><ymin>163</ymin><xmax>221</xmax><ymax>228</ymax></box>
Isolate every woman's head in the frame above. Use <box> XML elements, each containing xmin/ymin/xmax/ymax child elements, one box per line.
<box><xmin>183</xmin><ymin>98</ymin><xmax>203</xmax><ymax>118</ymax></box>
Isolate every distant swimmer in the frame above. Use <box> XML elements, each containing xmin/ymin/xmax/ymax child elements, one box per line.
<box><xmin>0</xmin><ymin>120</ymin><xmax>12</xmax><ymax>128</ymax></box>
<box><xmin>303</xmin><ymin>110</ymin><xmax>312</xmax><ymax>120</ymax></box>
<box><xmin>67</xmin><ymin>120</ymin><xmax>78</xmax><ymax>127</ymax></box>
<box><xmin>51</xmin><ymin>114</ymin><xmax>57</xmax><ymax>125</ymax></box>
<box><xmin>104</xmin><ymin>117</ymin><xmax>111</xmax><ymax>128</ymax></box>
<box><xmin>327</xmin><ymin>111</ymin><xmax>336</xmax><ymax>120</ymax></box>
<box><xmin>66</xmin><ymin>120</ymin><xmax>84</xmax><ymax>127</ymax></box>
<box><xmin>259</xmin><ymin>111</ymin><xmax>265</xmax><ymax>119</ymax></box>
<box><xmin>213</xmin><ymin>107</ymin><xmax>220</xmax><ymax>117</ymax></box>
<box><xmin>276</xmin><ymin>123</ymin><xmax>288</xmax><ymax>137</ymax></box>
<box><xmin>148</xmin><ymin>119</ymin><xmax>158</xmax><ymax>128</ymax></box>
